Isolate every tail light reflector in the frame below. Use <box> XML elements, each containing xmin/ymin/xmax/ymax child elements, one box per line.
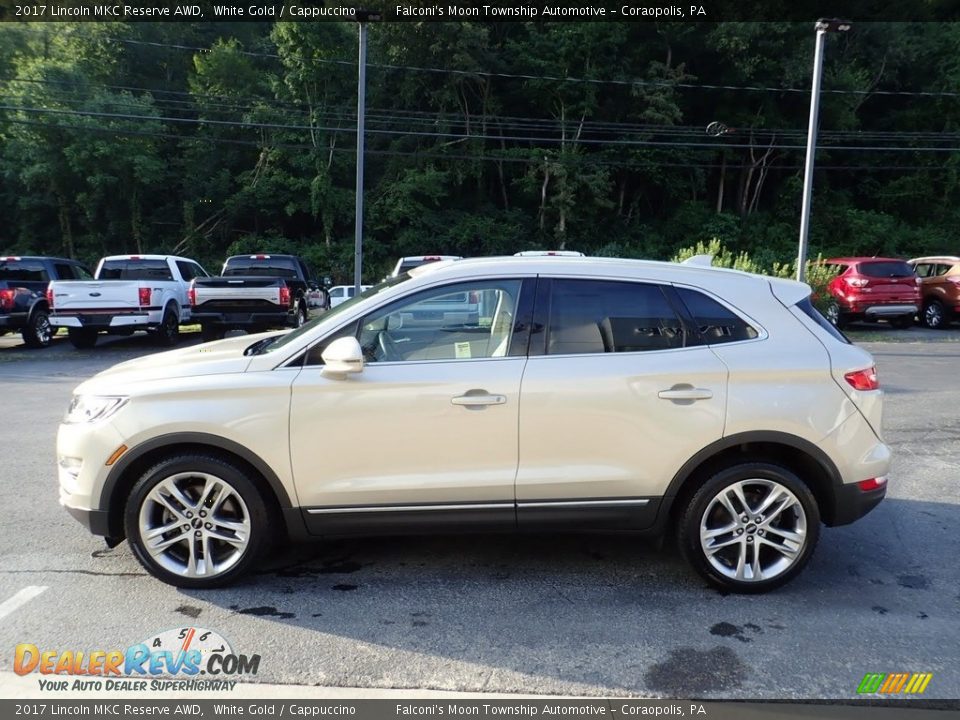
<box><xmin>857</xmin><ymin>477</ymin><xmax>887</xmax><ymax>492</ymax></box>
<box><xmin>279</xmin><ymin>285</ymin><xmax>291</xmax><ymax>307</ymax></box>
<box><xmin>187</xmin><ymin>283</ymin><xmax>196</xmax><ymax>307</ymax></box>
<box><xmin>46</xmin><ymin>284</ymin><xmax>54</xmax><ymax>309</ymax></box>
<box><xmin>844</xmin><ymin>366</ymin><xmax>879</xmax><ymax>391</ymax></box>
<box><xmin>138</xmin><ymin>287</ymin><xmax>151</xmax><ymax>306</ymax></box>
<box><xmin>0</xmin><ymin>288</ymin><xmax>15</xmax><ymax>311</ymax></box>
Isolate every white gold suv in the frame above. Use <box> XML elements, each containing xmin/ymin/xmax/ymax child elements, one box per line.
<box><xmin>57</xmin><ymin>256</ymin><xmax>890</xmax><ymax>592</ymax></box>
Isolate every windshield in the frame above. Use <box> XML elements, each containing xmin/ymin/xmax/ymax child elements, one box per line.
<box><xmin>255</xmin><ymin>274</ymin><xmax>411</xmax><ymax>354</ymax></box>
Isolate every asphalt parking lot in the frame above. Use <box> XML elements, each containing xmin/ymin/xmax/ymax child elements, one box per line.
<box><xmin>0</xmin><ymin>326</ymin><xmax>957</xmax><ymax>699</ymax></box>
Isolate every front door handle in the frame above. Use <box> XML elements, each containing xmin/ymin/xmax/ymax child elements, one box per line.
<box><xmin>451</xmin><ymin>392</ymin><xmax>507</xmax><ymax>407</ymax></box>
<box><xmin>658</xmin><ymin>387</ymin><xmax>713</xmax><ymax>401</ymax></box>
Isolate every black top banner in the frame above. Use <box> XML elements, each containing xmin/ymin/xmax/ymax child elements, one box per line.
<box><xmin>2</xmin><ymin>0</ymin><xmax>960</xmax><ymax>23</ymax></box>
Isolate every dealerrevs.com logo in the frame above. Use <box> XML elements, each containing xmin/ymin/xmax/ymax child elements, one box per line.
<box><xmin>14</xmin><ymin>627</ymin><xmax>259</xmax><ymax>692</ymax></box>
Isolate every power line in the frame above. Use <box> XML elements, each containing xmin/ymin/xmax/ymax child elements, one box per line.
<box><xmin>4</xmin><ymin>104</ymin><xmax>960</xmax><ymax>154</ymax></box>
<box><xmin>18</xmin><ymin>27</ymin><xmax>960</xmax><ymax>100</ymax></box>
<box><xmin>4</xmin><ymin>117</ymin><xmax>959</xmax><ymax>174</ymax></box>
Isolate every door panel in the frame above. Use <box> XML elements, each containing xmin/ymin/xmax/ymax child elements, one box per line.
<box><xmin>290</xmin><ymin>358</ymin><xmax>525</xmax><ymax>509</ymax></box>
<box><xmin>517</xmin><ymin>349</ymin><xmax>727</xmax><ymax>502</ymax></box>
<box><xmin>516</xmin><ymin>277</ymin><xmax>728</xmax><ymax>526</ymax></box>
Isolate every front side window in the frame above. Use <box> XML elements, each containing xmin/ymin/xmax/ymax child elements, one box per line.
<box><xmin>358</xmin><ymin>280</ymin><xmax>524</xmax><ymax>363</ymax></box>
<box><xmin>546</xmin><ymin>279</ymin><xmax>688</xmax><ymax>355</ymax></box>
<box><xmin>913</xmin><ymin>263</ymin><xmax>933</xmax><ymax>278</ymax></box>
<box><xmin>675</xmin><ymin>287</ymin><xmax>758</xmax><ymax>344</ymax></box>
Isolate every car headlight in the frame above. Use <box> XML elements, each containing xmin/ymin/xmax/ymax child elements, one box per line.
<box><xmin>63</xmin><ymin>395</ymin><xmax>128</xmax><ymax>424</ymax></box>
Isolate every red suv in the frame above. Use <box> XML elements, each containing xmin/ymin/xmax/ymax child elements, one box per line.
<box><xmin>823</xmin><ymin>257</ymin><xmax>920</xmax><ymax>329</ymax></box>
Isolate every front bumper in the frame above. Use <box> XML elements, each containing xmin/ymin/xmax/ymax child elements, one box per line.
<box><xmin>64</xmin><ymin>504</ymin><xmax>112</xmax><ymax>536</ymax></box>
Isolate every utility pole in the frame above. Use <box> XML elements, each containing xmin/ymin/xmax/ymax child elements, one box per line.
<box><xmin>796</xmin><ymin>18</ymin><xmax>851</xmax><ymax>283</ymax></box>
<box><xmin>353</xmin><ymin>10</ymin><xmax>381</xmax><ymax>294</ymax></box>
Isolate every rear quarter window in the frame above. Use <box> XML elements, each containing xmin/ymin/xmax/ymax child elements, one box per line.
<box><xmin>796</xmin><ymin>297</ymin><xmax>850</xmax><ymax>344</ymax></box>
<box><xmin>674</xmin><ymin>287</ymin><xmax>758</xmax><ymax>344</ymax></box>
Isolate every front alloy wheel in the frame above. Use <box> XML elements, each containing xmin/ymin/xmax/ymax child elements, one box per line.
<box><xmin>678</xmin><ymin>464</ymin><xmax>820</xmax><ymax>593</ymax></box>
<box><xmin>125</xmin><ymin>455</ymin><xmax>269</xmax><ymax>588</ymax></box>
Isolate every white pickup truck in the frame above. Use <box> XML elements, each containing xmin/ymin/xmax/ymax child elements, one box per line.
<box><xmin>48</xmin><ymin>254</ymin><xmax>208</xmax><ymax>349</ymax></box>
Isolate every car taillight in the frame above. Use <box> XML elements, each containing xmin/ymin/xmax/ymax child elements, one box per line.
<box><xmin>46</xmin><ymin>284</ymin><xmax>54</xmax><ymax>309</ymax></box>
<box><xmin>279</xmin><ymin>285</ymin><xmax>291</xmax><ymax>306</ymax></box>
<box><xmin>857</xmin><ymin>477</ymin><xmax>887</xmax><ymax>492</ymax></box>
<box><xmin>138</xmin><ymin>287</ymin><xmax>151</xmax><ymax>306</ymax></box>
<box><xmin>0</xmin><ymin>288</ymin><xmax>15</xmax><ymax>311</ymax></box>
<box><xmin>844</xmin><ymin>366</ymin><xmax>879</xmax><ymax>391</ymax></box>
<box><xmin>844</xmin><ymin>276</ymin><xmax>869</xmax><ymax>288</ymax></box>
<box><xmin>187</xmin><ymin>283</ymin><xmax>196</xmax><ymax>307</ymax></box>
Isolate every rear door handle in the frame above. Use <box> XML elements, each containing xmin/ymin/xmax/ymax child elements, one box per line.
<box><xmin>658</xmin><ymin>388</ymin><xmax>713</xmax><ymax>401</ymax></box>
<box><xmin>451</xmin><ymin>393</ymin><xmax>507</xmax><ymax>407</ymax></box>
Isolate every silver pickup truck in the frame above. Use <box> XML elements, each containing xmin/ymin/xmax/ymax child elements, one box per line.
<box><xmin>48</xmin><ymin>255</ymin><xmax>208</xmax><ymax>348</ymax></box>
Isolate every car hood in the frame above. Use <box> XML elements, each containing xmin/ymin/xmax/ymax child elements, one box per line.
<box><xmin>75</xmin><ymin>334</ymin><xmax>283</xmax><ymax>394</ymax></box>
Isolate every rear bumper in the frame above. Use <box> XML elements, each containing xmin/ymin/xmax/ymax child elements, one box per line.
<box><xmin>51</xmin><ymin>312</ymin><xmax>157</xmax><ymax>328</ymax></box>
<box><xmin>0</xmin><ymin>313</ymin><xmax>27</xmax><ymax>330</ymax></box>
<box><xmin>191</xmin><ymin>310</ymin><xmax>293</xmax><ymax>327</ymax></box>
<box><xmin>863</xmin><ymin>304</ymin><xmax>917</xmax><ymax>317</ymax></box>
<box><xmin>828</xmin><ymin>480</ymin><xmax>887</xmax><ymax>526</ymax></box>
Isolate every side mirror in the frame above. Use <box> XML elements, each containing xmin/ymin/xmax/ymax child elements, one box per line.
<box><xmin>320</xmin><ymin>336</ymin><xmax>364</xmax><ymax>379</ymax></box>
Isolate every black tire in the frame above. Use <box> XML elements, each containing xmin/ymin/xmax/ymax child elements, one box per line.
<box><xmin>922</xmin><ymin>300</ymin><xmax>947</xmax><ymax>329</ymax></box>
<box><xmin>124</xmin><ymin>454</ymin><xmax>270</xmax><ymax>589</ymax></box>
<box><xmin>825</xmin><ymin>301</ymin><xmax>848</xmax><ymax>330</ymax></box>
<box><xmin>22</xmin><ymin>309</ymin><xmax>53</xmax><ymax>348</ymax></box>
<box><xmin>294</xmin><ymin>302</ymin><xmax>307</xmax><ymax>328</ymax></box>
<box><xmin>677</xmin><ymin>463</ymin><xmax>821</xmax><ymax>594</ymax></box>
<box><xmin>889</xmin><ymin>315</ymin><xmax>914</xmax><ymax>330</ymax></box>
<box><xmin>68</xmin><ymin>328</ymin><xmax>98</xmax><ymax>349</ymax></box>
<box><xmin>200</xmin><ymin>324</ymin><xmax>225</xmax><ymax>342</ymax></box>
<box><xmin>155</xmin><ymin>307</ymin><xmax>180</xmax><ymax>347</ymax></box>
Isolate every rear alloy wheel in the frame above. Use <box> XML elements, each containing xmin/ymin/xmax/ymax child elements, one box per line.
<box><xmin>155</xmin><ymin>308</ymin><xmax>180</xmax><ymax>346</ymax></box>
<box><xmin>678</xmin><ymin>463</ymin><xmax>820</xmax><ymax>593</ymax></box>
<box><xmin>22</xmin><ymin>309</ymin><xmax>53</xmax><ymax>348</ymax></box>
<box><xmin>922</xmin><ymin>300</ymin><xmax>946</xmax><ymax>329</ymax></box>
<box><xmin>68</xmin><ymin>328</ymin><xmax>98</xmax><ymax>349</ymax></box>
<box><xmin>294</xmin><ymin>303</ymin><xmax>307</xmax><ymax>328</ymax></box>
<box><xmin>889</xmin><ymin>315</ymin><xmax>914</xmax><ymax>330</ymax></box>
<box><xmin>825</xmin><ymin>301</ymin><xmax>847</xmax><ymax>330</ymax></box>
<box><xmin>125</xmin><ymin>454</ymin><xmax>269</xmax><ymax>588</ymax></box>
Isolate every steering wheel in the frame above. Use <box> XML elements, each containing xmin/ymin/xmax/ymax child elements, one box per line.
<box><xmin>376</xmin><ymin>331</ymin><xmax>403</xmax><ymax>362</ymax></box>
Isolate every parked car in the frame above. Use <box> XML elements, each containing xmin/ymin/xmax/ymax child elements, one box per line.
<box><xmin>0</xmin><ymin>256</ymin><xmax>92</xmax><ymax>348</ymax></box>
<box><xmin>908</xmin><ymin>256</ymin><xmax>960</xmax><ymax>329</ymax></box>
<box><xmin>58</xmin><ymin>256</ymin><xmax>889</xmax><ymax>593</ymax></box>
<box><xmin>822</xmin><ymin>257</ymin><xmax>920</xmax><ymax>329</ymax></box>
<box><xmin>389</xmin><ymin>255</ymin><xmax>462</xmax><ymax>277</ymax></box>
<box><xmin>48</xmin><ymin>255</ymin><xmax>206</xmax><ymax>348</ymax></box>
<box><xmin>328</xmin><ymin>284</ymin><xmax>371</xmax><ymax>308</ymax></box>
<box><xmin>189</xmin><ymin>254</ymin><xmax>319</xmax><ymax>341</ymax></box>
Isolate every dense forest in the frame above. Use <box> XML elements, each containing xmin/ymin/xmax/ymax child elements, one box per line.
<box><xmin>1</xmin><ymin>20</ymin><xmax>959</xmax><ymax>281</ymax></box>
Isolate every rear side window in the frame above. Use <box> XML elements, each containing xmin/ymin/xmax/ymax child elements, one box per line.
<box><xmin>675</xmin><ymin>288</ymin><xmax>758</xmax><ymax>344</ymax></box>
<box><xmin>796</xmin><ymin>297</ymin><xmax>849</xmax><ymax>344</ymax></box>
<box><xmin>223</xmin><ymin>257</ymin><xmax>299</xmax><ymax>279</ymax></box>
<box><xmin>0</xmin><ymin>261</ymin><xmax>48</xmax><ymax>282</ymax></box>
<box><xmin>546</xmin><ymin>279</ymin><xmax>688</xmax><ymax>355</ymax></box>
<box><xmin>98</xmin><ymin>260</ymin><xmax>173</xmax><ymax>281</ymax></box>
<box><xmin>859</xmin><ymin>261</ymin><xmax>914</xmax><ymax>278</ymax></box>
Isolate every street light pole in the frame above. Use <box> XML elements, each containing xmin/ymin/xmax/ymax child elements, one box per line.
<box><xmin>796</xmin><ymin>19</ymin><xmax>850</xmax><ymax>283</ymax></box>
<box><xmin>353</xmin><ymin>19</ymin><xmax>369</xmax><ymax>295</ymax></box>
